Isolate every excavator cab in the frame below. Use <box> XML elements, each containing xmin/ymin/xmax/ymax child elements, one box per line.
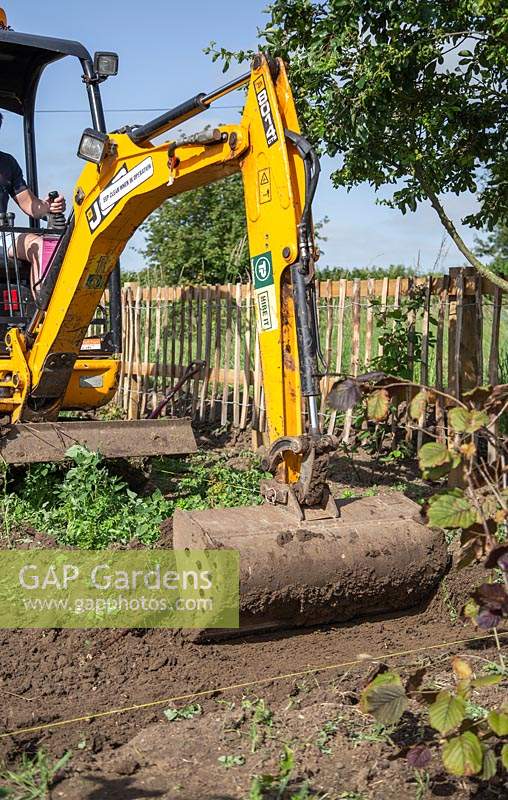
<box><xmin>0</xmin><ymin>10</ymin><xmax>196</xmax><ymax>461</ymax></box>
<box><xmin>0</xmin><ymin>15</ymin><xmax>120</xmax><ymax>353</ymax></box>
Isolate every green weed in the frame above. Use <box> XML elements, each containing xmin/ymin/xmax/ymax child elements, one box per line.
<box><xmin>248</xmin><ymin>745</ymin><xmax>297</xmax><ymax>799</ymax></box>
<box><xmin>338</xmin><ymin>794</ymin><xmax>368</xmax><ymax>800</ymax></box>
<box><xmin>164</xmin><ymin>450</ymin><xmax>269</xmax><ymax>511</ymax></box>
<box><xmin>412</xmin><ymin>768</ymin><xmax>430</xmax><ymax>800</ymax></box>
<box><xmin>217</xmin><ymin>754</ymin><xmax>245</xmax><ymax>769</ymax></box>
<box><xmin>0</xmin><ymin>447</ymin><xmax>268</xmax><ymax>549</ymax></box>
<box><xmin>163</xmin><ymin>703</ymin><xmax>202</xmax><ymax>722</ymax></box>
<box><xmin>481</xmin><ymin>660</ymin><xmax>508</xmax><ymax>678</ymax></box>
<box><xmin>349</xmin><ymin>722</ymin><xmax>393</xmax><ymax>746</ymax></box>
<box><xmin>440</xmin><ymin>578</ymin><xmax>458</xmax><ymax>623</ymax></box>
<box><xmin>0</xmin><ymin>749</ymin><xmax>71</xmax><ymax>799</ymax></box>
<box><xmin>1</xmin><ymin>446</ymin><xmax>169</xmax><ymax>548</ymax></box>
<box><xmin>242</xmin><ymin>697</ymin><xmax>273</xmax><ymax>753</ymax></box>
<box><xmin>315</xmin><ymin>719</ymin><xmax>340</xmax><ymax>755</ymax></box>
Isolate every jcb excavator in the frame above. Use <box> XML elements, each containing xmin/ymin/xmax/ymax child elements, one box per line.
<box><xmin>0</xmin><ymin>9</ymin><xmax>447</xmax><ymax>631</ymax></box>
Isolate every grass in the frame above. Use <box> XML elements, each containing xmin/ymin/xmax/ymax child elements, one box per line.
<box><xmin>0</xmin><ymin>750</ymin><xmax>71</xmax><ymax>800</ymax></box>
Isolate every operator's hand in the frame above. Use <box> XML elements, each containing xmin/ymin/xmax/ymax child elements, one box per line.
<box><xmin>44</xmin><ymin>194</ymin><xmax>66</xmax><ymax>214</ymax></box>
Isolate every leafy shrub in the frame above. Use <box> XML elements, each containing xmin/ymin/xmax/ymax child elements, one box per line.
<box><xmin>360</xmin><ymin>658</ymin><xmax>507</xmax><ymax>779</ymax></box>
<box><xmin>167</xmin><ymin>451</ymin><xmax>269</xmax><ymax>512</ymax></box>
<box><xmin>3</xmin><ymin>446</ymin><xmax>170</xmax><ymax>548</ymax></box>
<box><xmin>1</xmin><ymin>448</ymin><xmax>268</xmax><ymax>549</ymax></box>
<box><xmin>334</xmin><ymin>372</ymin><xmax>508</xmax><ymax>780</ymax></box>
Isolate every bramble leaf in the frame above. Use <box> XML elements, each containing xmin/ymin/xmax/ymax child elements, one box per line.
<box><xmin>441</xmin><ymin>732</ymin><xmax>483</xmax><ymax>776</ymax></box>
<box><xmin>360</xmin><ymin>672</ymin><xmax>408</xmax><ymax>725</ymax></box>
<box><xmin>487</xmin><ymin>710</ymin><xmax>508</xmax><ymax>736</ymax></box>
<box><xmin>422</xmin><ymin>463</ymin><xmax>453</xmax><ymax>481</ymax></box>
<box><xmin>480</xmin><ymin>748</ymin><xmax>497</xmax><ymax>780</ymax></box>
<box><xmin>326</xmin><ymin>378</ymin><xmax>362</xmax><ymax>411</ymax></box>
<box><xmin>429</xmin><ymin>691</ymin><xmax>465</xmax><ymax>734</ymax></box>
<box><xmin>418</xmin><ymin>442</ymin><xmax>451</xmax><ymax>469</ymax></box>
<box><xmin>471</xmin><ymin>675</ymin><xmax>503</xmax><ymax>688</ymax></box>
<box><xmin>448</xmin><ymin>407</ymin><xmax>489</xmax><ymax>434</ymax></box>
<box><xmin>407</xmin><ymin>744</ymin><xmax>432</xmax><ymax>769</ymax></box>
<box><xmin>451</xmin><ymin>657</ymin><xmax>473</xmax><ymax>682</ymax></box>
<box><xmin>409</xmin><ymin>390</ymin><xmax>427</xmax><ymax>420</ymax></box>
<box><xmin>366</xmin><ymin>388</ymin><xmax>390</xmax><ymax>421</ymax></box>
<box><xmin>427</xmin><ymin>493</ymin><xmax>476</xmax><ymax>530</ymax></box>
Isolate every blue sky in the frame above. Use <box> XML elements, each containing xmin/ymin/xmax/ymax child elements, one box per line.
<box><xmin>1</xmin><ymin>0</ymin><xmax>477</xmax><ymax>272</ymax></box>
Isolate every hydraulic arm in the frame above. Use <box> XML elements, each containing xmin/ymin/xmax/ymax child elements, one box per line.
<box><xmin>2</xmin><ymin>54</ymin><xmax>334</xmax><ymax>502</ymax></box>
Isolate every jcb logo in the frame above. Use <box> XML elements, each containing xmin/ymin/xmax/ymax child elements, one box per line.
<box><xmin>255</xmin><ymin>77</ymin><xmax>278</xmax><ymax>148</ymax></box>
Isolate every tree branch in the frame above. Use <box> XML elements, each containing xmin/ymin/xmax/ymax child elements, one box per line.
<box><xmin>414</xmin><ymin>166</ymin><xmax>508</xmax><ymax>292</ymax></box>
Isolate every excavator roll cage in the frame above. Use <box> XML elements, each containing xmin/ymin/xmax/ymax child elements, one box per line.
<box><xmin>0</xmin><ymin>24</ymin><xmax>121</xmax><ymax>350</ymax></box>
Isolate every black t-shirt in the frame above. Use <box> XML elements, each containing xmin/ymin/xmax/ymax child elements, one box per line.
<box><xmin>0</xmin><ymin>151</ymin><xmax>28</xmax><ymax>214</ymax></box>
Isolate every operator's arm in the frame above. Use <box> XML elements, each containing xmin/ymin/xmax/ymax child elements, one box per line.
<box><xmin>15</xmin><ymin>188</ymin><xmax>66</xmax><ymax>220</ymax></box>
<box><xmin>8</xmin><ymin>155</ymin><xmax>65</xmax><ymax>219</ymax></box>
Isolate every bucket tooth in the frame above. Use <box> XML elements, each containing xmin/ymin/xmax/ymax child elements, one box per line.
<box><xmin>173</xmin><ymin>493</ymin><xmax>448</xmax><ymax>634</ymax></box>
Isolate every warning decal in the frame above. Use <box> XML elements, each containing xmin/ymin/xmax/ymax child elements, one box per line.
<box><xmin>258</xmin><ymin>167</ymin><xmax>271</xmax><ymax>204</ymax></box>
<box><xmin>252</xmin><ymin>251</ymin><xmax>278</xmax><ymax>333</ymax></box>
<box><xmin>86</xmin><ymin>156</ymin><xmax>154</xmax><ymax>233</ymax></box>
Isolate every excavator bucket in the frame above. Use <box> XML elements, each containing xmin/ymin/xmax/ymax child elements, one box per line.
<box><xmin>0</xmin><ymin>418</ymin><xmax>196</xmax><ymax>464</ymax></box>
<box><xmin>173</xmin><ymin>493</ymin><xmax>448</xmax><ymax>634</ymax></box>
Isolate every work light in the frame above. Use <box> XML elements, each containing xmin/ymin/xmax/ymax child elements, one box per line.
<box><xmin>93</xmin><ymin>51</ymin><xmax>119</xmax><ymax>78</ymax></box>
<box><xmin>77</xmin><ymin>128</ymin><xmax>110</xmax><ymax>164</ymax></box>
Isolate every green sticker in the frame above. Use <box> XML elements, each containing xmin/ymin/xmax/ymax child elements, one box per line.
<box><xmin>252</xmin><ymin>251</ymin><xmax>273</xmax><ymax>289</ymax></box>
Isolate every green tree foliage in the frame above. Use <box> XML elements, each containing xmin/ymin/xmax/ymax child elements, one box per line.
<box><xmin>475</xmin><ymin>224</ymin><xmax>508</xmax><ymax>276</ymax></box>
<box><xmin>140</xmin><ymin>174</ymin><xmax>249</xmax><ymax>285</ymax></box>
<box><xmin>209</xmin><ymin>1</ymin><xmax>508</xmax><ymax>289</ymax></box>
<box><xmin>317</xmin><ymin>264</ymin><xmax>413</xmax><ymax>280</ymax></box>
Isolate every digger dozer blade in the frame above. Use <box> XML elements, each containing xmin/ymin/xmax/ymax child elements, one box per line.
<box><xmin>0</xmin><ymin>418</ymin><xmax>196</xmax><ymax>464</ymax></box>
<box><xmin>173</xmin><ymin>493</ymin><xmax>448</xmax><ymax>635</ymax></box>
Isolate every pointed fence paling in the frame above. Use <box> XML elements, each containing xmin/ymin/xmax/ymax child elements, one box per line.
<box><xmin>112</xmin><ymin>271</ymin><xmax>506</xmax><ymax>445</ymax></box>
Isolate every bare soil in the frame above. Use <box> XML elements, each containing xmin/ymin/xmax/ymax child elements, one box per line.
<box><xmin>0</xmin><ymin>564</ymin><xmax>506</xmax><ymax>799</ymax></box>
<box><xmin>0</xmin><ymin>449</ymin><xmax>506</xmax><ymax>799</ymax></box>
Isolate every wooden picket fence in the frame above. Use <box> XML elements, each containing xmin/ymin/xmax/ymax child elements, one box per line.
<box><xmin>111</xmin><ymin>268</ymin><xmax>506</xmax><ymax>443</ymax></box>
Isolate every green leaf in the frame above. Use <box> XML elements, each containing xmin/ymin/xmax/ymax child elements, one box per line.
<box><xmin>366</xmin><ymin>389</ymin><xmax>390</xmax><ymax>421</ymax></box>
<box><xmin>471</xmin><ymin>675</ymin><xmax>503</xmax><ymax>688</ymax></box>
<box><xmin>449</xmin><ymin>408</ymin><xmax>489</xmax><ymax>434</ymax></box>
<box><xmin>422</xmin><ymin>463</ymin><xmax>453</xmax><ymax>481</ymax></box>
<box><xmin>488</xmin><ymin>710</ymin><xmax>508</xmax><ymax>736</ymax></box>
<box><xmin>218</xmin><ymin>754</ymin><xmax>245</xmax><ymax>768</ymax></box>
<box><xmin>360</xmin><ymin>672</ymin><xmax>408</xmax><ymax>726</ymax></box>
<box><xmin>163</xmin><ymin>703</ymin><xmax>202</xmax><ymax>722</ymax></box>
<box><xmin>502</xmin><ymin>744</ymin><xmax>508</xmax><ymax>770</ymax></box>
<box><xmin>442</xmin><ymin>732</ymin><xmax>483</xmax><ymax>776</ymax></box>
<box><xmin>427</xmin><ymin>493</ymin><xmax>476</xmax><ymax>530</ymax></box>
<box><xmin>480</xmin><ymin>748</ymin><xmax>497</xmax><ymax>780</ymax></box>
<box><xmin>409</xmin><ymin>390</ymin><xmax>428</xmax><ymax>420</ymax></box>
<box><xmin>419</xmin><ymin>442</ymin><xmax>451</xmax><ymax>470</ymax></box>
<box><xmin>429</xmin><ymin>691</ymin><xmax>465</xmax><ymax>734</ymax></box>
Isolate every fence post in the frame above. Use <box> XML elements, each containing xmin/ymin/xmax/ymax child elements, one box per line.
<box><xmin>447</xmin><ymin>268</ymin><xmax>483</xmax><ymax>487</ymax></box>
<box><xmin>447</xmin><ymin>267</ymin><xmax>482</xmax><ymax>395</ymax></box>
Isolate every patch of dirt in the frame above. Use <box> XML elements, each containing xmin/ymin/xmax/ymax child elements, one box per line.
<box><xmin>0</xmin><ymin>565</ymin><xmax>506</xmax><ymax>799</ymax></box>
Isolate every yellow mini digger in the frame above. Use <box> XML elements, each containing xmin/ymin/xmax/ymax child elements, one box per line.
<box><xmin>0</xmin><ymin>9</ymin><xmax>447</xmax><ymax>631</ymax></box>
